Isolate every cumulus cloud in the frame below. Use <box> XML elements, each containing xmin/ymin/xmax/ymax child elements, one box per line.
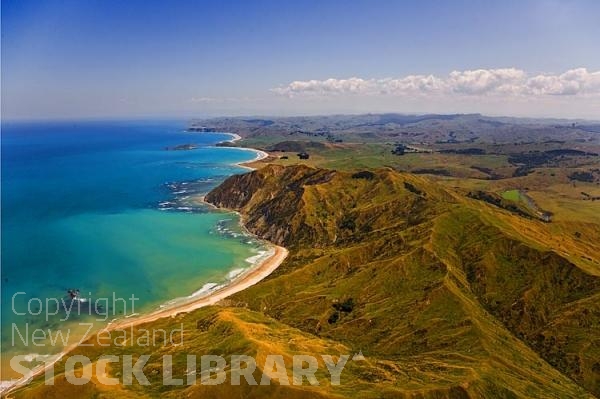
<box><xmin>525</xmin><ymin>68</ymin><xmax>600</xmax><ymax>95</ymax></box>
<box><xmin>276</xmin><ymin>77</ymin><xmax>374</xmax><ymax>95</ymax></box>
<box><xmin>272</xmin><ymin>68</ymin><xmax>600</xmax><ymax>98</ymax></box>
<box><xmin>380</xmin><ymin>75</ymin><xmax>445</xmax><ymax>94</ymax></box>
<box><xmin>447</xmin><ymin>68</ymin><xmax>525</xmax><ymax>95</ymax></box>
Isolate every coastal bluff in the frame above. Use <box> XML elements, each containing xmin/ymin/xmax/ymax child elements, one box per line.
<box><xmin>12</xmin><ymin>165</ymin><xmax>600</xmax><ymax>398</ymax></box>
<box><xmin>206</xmin><ymin>164</ymin><xmax>600</xmax><ymax>397</ymax></box>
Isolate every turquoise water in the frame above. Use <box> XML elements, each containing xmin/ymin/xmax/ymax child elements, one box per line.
<box><xmin>1</xmin><ymin>120</ymin><xmax>262</xmax><ymax>368</ymax></box>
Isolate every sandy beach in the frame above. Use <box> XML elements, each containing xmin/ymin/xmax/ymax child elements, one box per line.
<box><xmin>212</xmin><ymin>132</ymin><xmax>270</xmax><ymax>169</ymax></box>
<box><xmin>234</xmin><ymin>146</ymin><xmax>270</xmax><ymax>168</ymax></box>
<box><xmin>2</xmin><ymin>139</ymin><xmax>280</xmax><ymax>395</ymax></box>
<box><xmin>109</xmin><ymin>244</ymin><xmax>287</xmax><ymax>329</ymax></box>
<box><xmin>235</xmin><ymin>147</ymin><xmax>269</xmax><ymax>169</ymax></box>
<box><xmin>2</xmin><ymin>244</ymin><xmax>288</xmax><ymax>394</ymax></box>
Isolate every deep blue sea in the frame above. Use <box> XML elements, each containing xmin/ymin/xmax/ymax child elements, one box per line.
<box><xmin>1</xmin><ymin>120</ymin><xmax>264</xmax><ymax>376</ymax></box>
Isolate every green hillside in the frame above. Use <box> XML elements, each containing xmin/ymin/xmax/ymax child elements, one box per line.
<box><xmin>11</xmin><ymin>165</ymin><xmax>600</xmax><ymax>398</ymax></box>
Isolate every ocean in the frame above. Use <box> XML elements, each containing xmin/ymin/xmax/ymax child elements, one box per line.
<box><xmin>0</xmin><ymin>120</ymin><xmax>264</xmax><ymax>378</ymax></box>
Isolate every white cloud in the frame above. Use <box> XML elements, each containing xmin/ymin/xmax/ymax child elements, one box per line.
<box><xmin>272</xmin><ymin>68</ymin><xmax>600</xmax><ymax>98</ymax></box>
<box><xmin>380</xmin><ymin>75</ymin><xmax>445</xmax><ymax>94</ymax></box>
<box><xmin>272</xmin><ymin>77</ymin><xmax>374</xmax><ymax>96</ymax></box>
<box><xmin>525</xmin><ymin>68</ymin><xmax>600</xmax><ymax>95</ymax></box>
<box><xmin>447</xmin><ymin>68</ymin><xmax>525</xmax><ymax>95</ymax></box>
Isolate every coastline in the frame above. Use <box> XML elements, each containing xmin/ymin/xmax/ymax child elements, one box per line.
<box><xmin>222</xmin><ymin>132</ymin><xmax>269</xmax><ymax>169</ymax></box>
<box><xmin>2</xmin><ymin>133</ymin><xmax>282</xmax><ymax>395</ymax></box>
<box><xmin>2</xmin><ymin>245</ymin><xmax>288</xmax><ymax>394</ymax></box>
<box><xmin>110</xmin><ymin>244</ymin><xmax>287</xmax><ymax>329</ymax></box>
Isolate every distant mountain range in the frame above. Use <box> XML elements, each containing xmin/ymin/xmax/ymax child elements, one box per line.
<box><xmin>190</xmin><ymin>113</ymin><xmax>600</xmax><ymax>149</ymax></box>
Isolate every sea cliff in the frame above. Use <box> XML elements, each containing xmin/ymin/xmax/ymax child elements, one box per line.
<box><xmin>10</xmin><ymin>165</ymin><xmax>600</xmax><ymax>398</ymax></box>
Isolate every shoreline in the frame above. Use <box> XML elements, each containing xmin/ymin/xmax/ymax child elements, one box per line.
<box><xmin>110</xmin><ymin>244</ymin><xmax>287</xmax><ymax>329</ymax></box>
<box><xmin>222</xmin><ymin>132</ymin><xmax>269</xmax><ymax>169</ymax></box>
<box><xmin>2</xmin><ymin>133</ymin><xmax>282</xmax><ymax>395</ymax></box>
<box><xmin>2</xmin><ymin>245</ymin><xmax>288</xmax><ymax>395</ymax></box>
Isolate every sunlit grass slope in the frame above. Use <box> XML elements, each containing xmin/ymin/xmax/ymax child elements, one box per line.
<box><xmin>13</xmin><ymin>165</ymin><xmax>599</xmax><ymax>398</ymax></box>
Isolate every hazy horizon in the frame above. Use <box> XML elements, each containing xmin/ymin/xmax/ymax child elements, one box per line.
<box><xmin>2</xmin><ymin>111</ymin><xmax>600</xmax><ymax>125</ymax></box>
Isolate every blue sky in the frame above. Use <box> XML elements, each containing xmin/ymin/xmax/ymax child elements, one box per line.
<box><xmin>2</xmin><ymin>0</ymin><xmax>600</xmax><ymax>119</ymax></box>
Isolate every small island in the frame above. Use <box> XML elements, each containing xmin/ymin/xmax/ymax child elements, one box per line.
<box><xmin>164</xmin><ymin>143</ymin><xmax>199</xmax><ymax>151</ymax></box>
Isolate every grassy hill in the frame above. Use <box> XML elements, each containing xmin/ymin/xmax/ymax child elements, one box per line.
<box><xmin>11</xmin><ymin>165</ymin><xmax>600</xmax><ymax>398</ymax></box>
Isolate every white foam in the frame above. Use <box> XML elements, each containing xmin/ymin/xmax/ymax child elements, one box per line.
<box><xmin>225</xmin><ymin>133</ymin><xmax>242</xmax><ymax>143</ymax></box>
<box><xmin>245</xmin><ymin>250</ymin><xmax>267</xmax><ymax>265</ymax></box>
<box><xmin>189</xmin><ymin>283</ymin><xmax>220</xmax><ymax>297</ymax></box>
<box><xmin>226</xmin><ymin>268</ymin><xmax>246</xmax><ymax>280</ymax></box>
